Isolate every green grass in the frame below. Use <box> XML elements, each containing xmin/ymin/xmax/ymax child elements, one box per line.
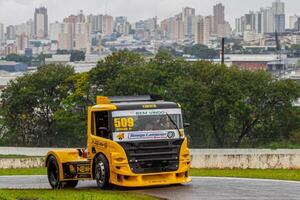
<box><xmin>0</xmin><ymin>155</ymin><xmax>42</xmax><ymax>158</ymax></box>
<box><xmin>0</xmin><ymin>189</ymin><xmax>158</xmax><ymax>200</ymax></box>
<box><xmin>0</xmin><ymin>168</ymin><xmax>46</xmax><ymax>176</ymax></box>
<box><xmin>190</xmin><ymin>168</ymin><xmax>300</xmax><ymax>181</ymax></box>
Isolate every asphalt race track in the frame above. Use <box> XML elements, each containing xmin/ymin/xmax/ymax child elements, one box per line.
<box><xmin>0</xmin><ymin>175</ymin><xmax>299</xmax><ymax>200</ymax></box>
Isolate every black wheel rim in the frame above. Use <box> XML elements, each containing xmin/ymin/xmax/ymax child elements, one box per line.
<box><xmin>95</xmin><ymin>160</ymin><xmax>105</xmax><ymax>185</ymax></box>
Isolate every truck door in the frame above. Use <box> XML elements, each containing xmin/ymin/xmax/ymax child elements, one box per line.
<box><xmin>90</xmin><ymin>111</ymin><xmax>112</xmax><ymax>156</ymax></box>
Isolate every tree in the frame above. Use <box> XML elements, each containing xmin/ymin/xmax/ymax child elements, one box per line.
<box><xmin>183</xmin><ymin>44</ymin><xmax>218</xmax><ymax>59</ymax></box>
<box><xmin>89</xmin><ymin>50</ymin><xmax>145</xmax><ymax>95</ymax></box>
<box><xmin>1</xmin><ymin>65</ymin><xmax>75</xmax><ymax>146</ymax></box>
<box><xmin>1</xmin><ymin>50</ymin><xmax>300</xmax><ymax>148</ymax></box>
<box><xmin>5</xmin><ymin>54</ymin><xmax>31</xmax><ymax>65</ymax></box>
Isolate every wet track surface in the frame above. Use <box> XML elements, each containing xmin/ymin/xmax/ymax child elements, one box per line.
<box><xmin>0</xmin><ymin>176</ymin><xmax>299</xmax><ymax>200</ymax></box>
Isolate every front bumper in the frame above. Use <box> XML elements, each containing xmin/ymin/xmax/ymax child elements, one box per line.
<box><xmin>110</xmin><ymin>169</ymin><xmax>191</xmax><ymax>187</ymax></box>
<box><xmin>109</xmin><ymin>160</ymin><xmax>191</xmax><ymax>187</ymax></box>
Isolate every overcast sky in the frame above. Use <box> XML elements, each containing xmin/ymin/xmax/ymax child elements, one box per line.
<box><xmin>0</xmin><ymin>0</ymin><xmax>299</xmax><ymax>27</ymax></box>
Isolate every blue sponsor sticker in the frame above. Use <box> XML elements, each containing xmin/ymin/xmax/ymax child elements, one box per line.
<box><xmin>128</xmin><ymin>132</ymin><xmax>168</xmax><ymax>139</ymax></box>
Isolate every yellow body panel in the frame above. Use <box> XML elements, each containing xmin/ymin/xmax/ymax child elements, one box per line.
<box><xmin>45</xmin><ymin>96</ymin><xmax>191</xmax><ymax>187</ymax></box>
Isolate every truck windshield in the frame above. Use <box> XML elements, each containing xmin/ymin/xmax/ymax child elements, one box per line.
<box><xmin>112</xmin><ymin>109</ymin><xmax>183</xmax><ymax>141</ymax></box>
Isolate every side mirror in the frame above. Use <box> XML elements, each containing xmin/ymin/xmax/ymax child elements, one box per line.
<box><xmin>184</xmin><ymin>123</ymin><xmax>190</xmax><ymax>128</ymax></box>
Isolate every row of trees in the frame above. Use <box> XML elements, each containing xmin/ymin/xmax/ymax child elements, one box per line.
<box><xmin>158</xmin><ymin>44</ymin><xmax>219</xmax><ymax>59</ymax></box>
<box><xmin>1</xmin><ymin>50</ymin><xmax>300</xmax><ymax>148</ymax></box>
<box><xmin>2</xmin><ymin>50</ymin><xmax>85</xmax><ymax>68</ymax></box>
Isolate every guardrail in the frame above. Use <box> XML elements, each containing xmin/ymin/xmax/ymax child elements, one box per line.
<box><xmin>1</xmin><ymin>147</ymin><xmax>300</xmax><ymax>169</ymax></box>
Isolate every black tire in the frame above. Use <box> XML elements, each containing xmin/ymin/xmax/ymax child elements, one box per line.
<box><xmin>63</xmin><ymin>180</ymin><xmax>78</xmax><ymax>188</ymax></box>
<box><xmin>47</xmin><ymin>155</ymin><xmax>62</xmax><ymax>189</ymax></box>
<box><xmin>94</xmin><ymin>154</ymin><xmax>110</xmax><ymax>189</ymax></box>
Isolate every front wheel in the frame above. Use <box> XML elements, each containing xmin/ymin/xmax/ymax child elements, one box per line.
<box><xmin>94</xmin><ymin>154</ymin><xmax>110</xmax><ymax>189</ymax></box>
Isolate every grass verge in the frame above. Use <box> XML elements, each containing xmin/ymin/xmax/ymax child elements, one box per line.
<box><xmin>0</xmin><ymin>154</ymin><xmax>41</xmax><ymax>158</ymax></box>
<box><xmin>0</xmin><ymin>189</ymin><xmax>158</xmax><ymax>200</ymax></box>
<box><xmin>0</xmin><ymin>168</ymin><xmax>46</xmax><ymax>176</ymax></box>
<box><xmin>190</xmin><ymin>168</ymin><xmax>300</xmax><ymax>181</ymax></box>
<box><xmin>1</xmin><ymin>168</ymin><xmax>299</xmax><ymax>182</ymax></box>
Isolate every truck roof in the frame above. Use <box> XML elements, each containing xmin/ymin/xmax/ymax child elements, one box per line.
<box><xmin>114</xmin><ymin>101</ymin><xmax>180</xmax><ymax>110</ymax></box>
<box><xmin>91</xmin><ymin>101</ymin><xmax>180</xmax><ymax>111</ymax></box>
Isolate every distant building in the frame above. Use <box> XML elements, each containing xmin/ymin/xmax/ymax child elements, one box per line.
<box><xmin>213</xmin><ymin>3</ymin><xmax>225</xmax><ymax>36</ymax></box>
<box><xmin>34</xmin><ymin>7</ymin><xmax>48</xmax><ymax>38</ymax></box>
<box><xmin>262</xmin><ymin>7</ymin><xmax>274</xmax><ymax>33</ymax></box>
<box><xmin>161</xmin><ymin>14</ymin><xmax>184</xmax><ymax>41</ymax></box>
<box><xmin>25</xmin><ymin>48</ymin><xmax>33</xmax><ymax>58</ymax></box>
<box><xmin>74</xmin><ymin>22</ymin><xmax>90</xmax><ymax>51</ymax></box>
<box><xmin>182</xmin><ymin>7</ymin><xmax>195</xmax><ymax>39</ymax></box>
<box><xmin>45</xmin><ymin>54</ymin><xmax>71</xmax><ymax>65</ymax></box>
<box><xmin>224</xmin><ymin>54</ymin><xmax>285</xmax><ymax>71</ymax></box>
<box><xmin>102</xmin><ymin>15</ymin><xmax>114</xmax><ymax>36</ymax></box>
<box><xmin>4</xmin><ymin>43</ymin><xmax>17</xmax><ymax>55</ymax></box>
<box><xmin>16</xmin><ymin>33</ymin><xmax>29</xmax><ymax>51</ymax></box>
<box><xmin>58</xmin><ymin>23</ymin><xmax>73</xmax><ymax>50</ymax></box>
<box><xmin>0</xmin><ymin>61</ymin><xmax>28</xmax><ymax>72</ymax></box>
<box><xmin>87</xmin><ymin>14</ymin><xmax>102</xmax><ymax>33</ymax></box>
<box><xmin>6</xmin><ymin>25</ymin><xmax>16</xmax><ymax>40</ymax></box>
<box><xmin>0</xmin><ymin>23</ymin><xmax>4</xmax><ymax>46</ymax></box>
<box><xmin>272</xmin><ymin>0</ymin><xmax>285</xmax><ymax>33</ymax></box>
<box><xmin>289</xmin><ymin>15</ymin><xmax>299</xmax><ymax>29</ymax></box>
<box><xmin>194</xmin><ymin>16</ymin><xmax>204</xmax><ymax>44</ymax></box>
<box><xmin>115</xmin><ymin>16</ymin><xmax>131</xmax><ymax>35</ymax></box>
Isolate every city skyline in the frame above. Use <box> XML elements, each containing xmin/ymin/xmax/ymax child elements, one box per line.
<box><xmin>0</xmin><ymin>0</ymin><xmax>299</xmax><ymax>27</ymax></box>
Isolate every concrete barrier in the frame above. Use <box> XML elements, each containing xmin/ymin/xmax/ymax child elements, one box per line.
<box><xmin>191</xmin><ymin>149</ymin><xmax>300</xmax><ymax>169</ymax></box>
<box><xmin>0</xmin><ymin>147</ymin><xmax>67</xmax><ymax>157</ymax></box>
<box><xmin>0</xmin><ymin>157</ymin><xmax>44</xmax><ymax>169</ymax></box>
<box><xmin>1</xmin><ymin>148</ymin><xmax>300</xmax><ymax>169</ymax></box>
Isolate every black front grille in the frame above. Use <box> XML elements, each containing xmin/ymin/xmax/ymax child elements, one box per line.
<box><xmin>119</xmin><ymin>139</ymin><xmax>183</xmax><ymax>174</ymax></box>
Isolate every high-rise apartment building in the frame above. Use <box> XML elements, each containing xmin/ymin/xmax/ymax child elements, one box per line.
<box><xmin>16</xmin><ymin>33</ymin><xmax>29</xmax><ymax>51</ymax></box>
<box><xmin>161</xmin><ymin>13</ymin><xmax>184</xmax><ymax>41</ymax></box>
<box><xmin>262</xmin><ymin>7</ymin><xmax>274</xmax><ymax>33</ymax></box>
<box><xmin>194</xmin><ymin>15</ymin><xmax>214</xmax><ymax>45</ymax></box>
<box><xmin>115</xmin><ymin>16</ymin><xmax>131</xmax><ymax>35</ymax></box>
<box><xmin>87</xmin><ymin>14</ymin><xmax>102</xmax><ymax>33</ymax></box>
<box><xmin>74</xmin><ymin>22</ymin><xmax>90</xmax><ymax>51</ymax></box>
<box><xmin>245</xmin><ymin>11</ymin><xmax>256</xmax><ymax>31</ymax></box>
<box><xmin>58</xmin><ymin>23</ymin><xmax>73</xmax><ymax>50</ymax></box>
<box><xmin>255</xmin><ymin>11</ymin><xmax>263</xmax><ymax>34</ymax></box>
<box><xmin>0</xmin><ymin>23</ymin><xmax>4</xmax><ymax>46</ymax></box>
<box><xmin>34</xmin><ymin>7</ymin><xmax>48</xmax><ymax>38</ymax></box>
<box><xmin>204</xmin><ymin>16</ymin><xmax>214</xmax><ymax>44</ymax></box>
<box><xmin>62</xmin><ymin>12</ymin><xmax>92</xmax><ymax>51</ymax></box>
<box><xmin>26</xmin><ymin>19</ymin><xmax>34</xmax><ymax>39</ymax></box>
<box><xmin>182</xmin><ymin>7</ymin><xmax>195</xmax><ymax>38</ymax></box>
<box><xmin>289</xmin><ymin>15</ymin><xmax>299</xmax><ymax>29</ymax></box>
<box><xmin>194</xmin><ymin>15</ymin><xmax>204</xmax><ymax>44</ymax></box>
<box><xmin>6</xmin><ymin>25</ymin><xmax>16</xmax><ymax>40</ymax></box>
<box><xmin>213</xmin><ymin>3</ymin><xmax>225</xmax><ymax>35</ymax></box>
<box><xmin>272</xmin><ymin>0</ymin><xmax>285</xmax><ymax>32</ymax></box>
<box><xmin>102</xmin><ymin>15</ymin><xmax>114</xmax><ymax>36</ymax></box>
<box><xmin>49</xmin><ymin>22</ymin><xmax>64</xmax><ymax>41</ymax></box>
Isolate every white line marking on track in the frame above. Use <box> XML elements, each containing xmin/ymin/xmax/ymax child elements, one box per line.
<box><xmin>191</xmin><ymin>176</ymin><xmax>300</xmax><ymax>184</ymax></box>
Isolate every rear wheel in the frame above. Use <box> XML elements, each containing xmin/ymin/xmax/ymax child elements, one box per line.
<box><xmin>94</xmin><ymin>154</ymin><xmax>110</xmax><ymax>189</ymax></box>
<box><xmin>47</xmin><ymin>156</ymin><xmax>79</xmax><ymax>189</ymax></box>
<box><xmin>47</xmin><ymin>155</ymin><xmax>62</xmax><ymax>189</ymax></box>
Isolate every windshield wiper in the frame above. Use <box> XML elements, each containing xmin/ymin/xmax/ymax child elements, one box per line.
<box><xmin>166</xmin><ymin>113</ymin><xmax>181</xmax><ymax>136</ymax></box>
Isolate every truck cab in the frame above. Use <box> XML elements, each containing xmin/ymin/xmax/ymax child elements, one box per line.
<box><xmin>45</xmin><ymin>96</ymin><xmax>191</xmax><ymax>189</ymax></box>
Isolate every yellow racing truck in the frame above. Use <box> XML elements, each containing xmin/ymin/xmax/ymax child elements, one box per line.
<box><xmin>45</xmin><ymin>96</ymin><xmax>191</xmax><ymax>189</ymax></box>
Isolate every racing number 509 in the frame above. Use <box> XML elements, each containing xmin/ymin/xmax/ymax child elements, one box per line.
<box><xmin>114</xmin><ymin>117</ymin><xmax>134</xmax><ymax>128</ymax></box>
